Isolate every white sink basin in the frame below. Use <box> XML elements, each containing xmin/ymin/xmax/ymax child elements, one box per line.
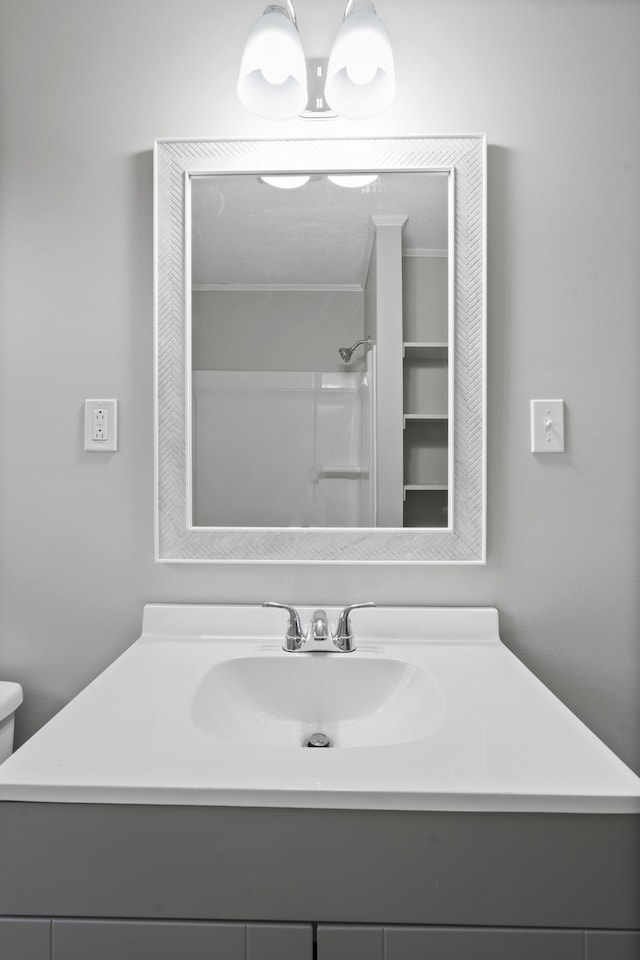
<box><xmin>191</xmin><ymin>654</ymin><xmax>445</xmax><ymax>748</ymax></box>
<box><xmin>1</xmin><ymin>603</ymin><xmax>639</xmax><ymax>813</ymax></box>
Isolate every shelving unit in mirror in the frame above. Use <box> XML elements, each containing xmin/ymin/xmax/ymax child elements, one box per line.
<box><xmin>402</xmin><ymin>252</ymin><xmax>450</xmax><ymax>528</ymax></box>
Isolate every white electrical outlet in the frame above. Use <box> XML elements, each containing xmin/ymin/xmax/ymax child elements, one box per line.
<box><xmin>92</xmin><ymin>407</ymin><xmax>107</xmax><ymax>441</ymax></box>
<box><xmin>530</xmin><ymin>399</ymin><xmax>564</xmax><ymax>453</ymax></box>
<box><xmin>84</xmin><ymin>399</ymin><xmax>118</xmax><ymax>452</ymax></box>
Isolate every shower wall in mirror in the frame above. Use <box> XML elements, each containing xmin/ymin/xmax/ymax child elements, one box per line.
<box><xmin>154</xmin><ymin>137</ymin><xmax>485</xmax><ymax>562</ymax></box>
<box><xmin>190</xmin><ymin>171</ymin><xmax>449</xmax><ymax>530</ymax></box>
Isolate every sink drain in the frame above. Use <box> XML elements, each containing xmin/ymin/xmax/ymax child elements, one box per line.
<box><xmin>304</xmin><ymin>732</ymin><xmax>332</xmax><ymax>748</ymax></box>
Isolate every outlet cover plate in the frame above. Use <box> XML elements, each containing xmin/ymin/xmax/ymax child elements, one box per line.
<box><xmin>84</xmin><ymin>399</ymin><xmax>118</xmax><ymax>452</ymax></box>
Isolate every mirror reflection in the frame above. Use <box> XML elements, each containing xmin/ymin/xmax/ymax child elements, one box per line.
<box><xmin>190</xmin><ymin>171</ymin><xmax>450</xmax><ymax>529</ymax></box>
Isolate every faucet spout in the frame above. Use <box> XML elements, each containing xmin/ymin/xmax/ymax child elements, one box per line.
<box><xmin>309</xmin><ymin>609</ymin><xmax>330</xmax><ymax>643</ymax></box>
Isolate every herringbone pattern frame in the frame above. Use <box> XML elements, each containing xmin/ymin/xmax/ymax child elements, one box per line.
<box><xmin>154</xmin><ymin>136</ymin><xmax>485</xmax><ymax>562</ymax></box>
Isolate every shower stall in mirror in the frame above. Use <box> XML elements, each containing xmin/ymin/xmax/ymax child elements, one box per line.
<box><xmin>188</xmin><ymin>170</ymin><xmax>450</xmax><ymax>529</ymax></box>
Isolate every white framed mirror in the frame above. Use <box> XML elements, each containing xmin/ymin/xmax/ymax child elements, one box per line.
<box><xmin>154</xmin><ymin>136</ymin><xmax>485</xmax><ymax>562</ymax></box>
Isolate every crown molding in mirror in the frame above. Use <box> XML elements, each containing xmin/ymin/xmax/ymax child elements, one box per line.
<box><xmin>154</xmin><ymin>135</ymin><xmax>486</xmax><ymax>563</ymax></box>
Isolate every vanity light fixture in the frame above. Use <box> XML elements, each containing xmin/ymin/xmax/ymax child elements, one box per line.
<box><xmin>237</xmin><ymin>0</ymin><xmax>394</xmax><ymax>120</ymax></box>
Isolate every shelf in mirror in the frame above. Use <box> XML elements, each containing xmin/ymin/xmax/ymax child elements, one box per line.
<box><xmin>403</xmin><ymin>483</ymin><xmax>447</xmax><ymax>494</ymax></box>
<box><xmin>403</xmin><ymin>351</ymin><xmax>448</xmax><ymax>417</ymax></box>
<box><xmin>313</xmin><ymin>466</ymin><xmax>370</xmax><ymax>481</ymax></box>
<box><xmin>403</xmin><ymin>487</ymin><xmax>449</xmax><ymax>528</ymax></box>
<box><xmin>404</xmin><ymin>413</ymin><xmax>448</xmax><ymax>425</ymax></box>
<box><xmin>403</xmin><ymin>419</ymin><xmax>448</xmax><ymax>470</ymax></box>
<box><xmin>403</xmin><ymin>341</ymin><xmax>448</xmax><ymax>361</ymax></box>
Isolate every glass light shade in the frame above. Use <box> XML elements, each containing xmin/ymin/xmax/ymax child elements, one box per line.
<box><xmin>327</xmin><ymin>174</ymin><xmax>378</xmax><ymax>188</ymax></box>
<box><xmin>325</xmin><ymin>5</ymin><xmax>395</xmax><ymax>119</ymax></box>
<box><xmin>237</xmin><ymin>7</ymin><xmax>308</xmax><ymax>120</ymax></box>
<box><xmin>260</xmin><ymin>175</ymin><xmax>310</xmax><ymax>189</ymax></box>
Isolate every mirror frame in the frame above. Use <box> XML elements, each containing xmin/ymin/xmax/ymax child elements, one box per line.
<box><xmin>154</xmin><ymin>135</ymin><xmax>486</xmax><ymax>563</ymax></box>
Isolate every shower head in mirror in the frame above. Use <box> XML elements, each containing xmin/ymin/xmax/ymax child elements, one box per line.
<box><xmin>338</xmin><ymin>337</ymin><xmax>372</xmax><ymax>363</ymax></box>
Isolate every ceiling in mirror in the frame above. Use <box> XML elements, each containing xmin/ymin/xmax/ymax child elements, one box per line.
<box><xmin>190</xmin><ymin>172</ymin><xmax>448</xmax><ymax>287</ymax></box>
<box><xmin>155</xmin><ymin>136</ymin><xmax>485</xmax><ymax>562</ymax></box>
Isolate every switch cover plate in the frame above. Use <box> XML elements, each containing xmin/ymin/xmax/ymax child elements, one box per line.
<box><xmin>84</xmin><ymin>399</ymin><xmax>118</xmax><ymax>452</ymax></box>
<box><xmin>531</xmin><ymin>399</ymin><xmax>564</xmax><ymax>453</ymax></box>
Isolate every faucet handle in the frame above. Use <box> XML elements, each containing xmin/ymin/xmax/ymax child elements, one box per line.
<box><xmin>263</xmin><ymin>602</ymin><xmax>305</xmax><ymax>652</ymax></box>
<box><xmin>333</xmin><ymin>602</ymin><xmax>376</xmax><ymax>653</ymax></box>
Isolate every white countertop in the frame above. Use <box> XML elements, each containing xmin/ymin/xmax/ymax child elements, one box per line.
<box><xmin>0</xmin><ymin>604</ymin><xmax>638</xmax><ymax>814</ymax></box>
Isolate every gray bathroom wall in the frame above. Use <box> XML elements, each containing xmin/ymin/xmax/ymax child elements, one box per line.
<box><xmin>0</xmin><ymin>0</ymin><xmax>638</xmax><ymax>771</ymax></box>
<box><xmin>192</xmin><ymin>289</ymin><xmax>364</xmax><ymax>372</ymax></box>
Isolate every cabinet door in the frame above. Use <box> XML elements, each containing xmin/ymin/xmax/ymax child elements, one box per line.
<box><xmin>585</xmin><ymin>931</ymin><xmax>640</xmax><ymax>960</ymax></box>
<box><xmin>318</xmin><ymin>924</ymin><xmax>585</xmax><ymax>960</ymax></box>
<box><xmin>53</xmin><ymin>920</ymin><xmax>244</xmax><ymax>960</ymax></box>
<box><xmin>317</xmin><ymin>924</ymin><xmax>384</xmax><ymax>960</ymax></box>
<box><xmin>0</xmin><ymin>918</ymin><xmax>51</xmax><ymax>960</ymax></box>
<box><xmin>247</xmin><ymin>923</ymin><xmax>313</xmax><ymax>960</ymax></box>
<box><xmin>385</xmin><ymin>926</ymin><xmax>584</xmax><ymax>959</ymax></box>
<box><xmin>53</xmin><ymin>919</ymin><xmax>313</xmax><ymax>960</ymax></box>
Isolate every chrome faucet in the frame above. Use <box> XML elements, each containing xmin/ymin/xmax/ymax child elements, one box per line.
<box><xmin>263</xmin><ymin>601</ymin><xmax>375</xmax><ymax>653</ymax></box>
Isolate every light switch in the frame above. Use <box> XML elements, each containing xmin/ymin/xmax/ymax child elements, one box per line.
<box><xmin>84</xmin><ymin>399</ymin><xmax>118</xmax><ymax>452</ymax></box>
<box><xmin>530</xmin><ymin>399</ymin><xmax>564</xmax><ymax>453</ymax></box>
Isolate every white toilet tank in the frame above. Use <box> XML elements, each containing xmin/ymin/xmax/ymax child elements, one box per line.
<box><xmin>0</xmin><ymin>681</ymin><xmax>23</xmax><ymax>763</ymax></box>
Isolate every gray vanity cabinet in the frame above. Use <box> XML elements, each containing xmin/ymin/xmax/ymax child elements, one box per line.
<box><xmin>1</xmin><ymin>803</ymin><xmax>638</xmax><ymax>960</ymax></box>
<box><xmin>50</xmin><ymin>920</ymin><xmax>312</xmax><ymax>960</ymax></box>
<box><xmin>316</xmin><ymin>924</ymin><xmax>586</xmax><ymax>960</ymax></box>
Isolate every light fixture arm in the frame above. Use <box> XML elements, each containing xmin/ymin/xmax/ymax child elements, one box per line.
<box><xmin>264</xmin><ymin>0</ymin><xmax>297</xmax><ymax>25</ymax></box>
<box><xmin>300</xmin><ymin>58</ymin><xmax>336</xmax><ymax>118</ymax></box>
<box><xmin>343</xmin><ymin>0</ymin><xmax>376</xmax><ymax>19</ymax></box>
